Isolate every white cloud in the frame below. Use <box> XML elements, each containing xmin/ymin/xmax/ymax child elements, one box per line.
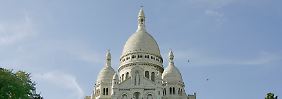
<box><xmin>205</xmin><ymin>10</ymin><xmax>224</xmax><ymax>17</ymax></box>
<box><xmin>33</xmin><ymin>71</ymin><xmax>84</xmax><ymax>99</ymax></box>
<box><xmin>0</xmin><ymin>11</ymin><xmax>36</xmax><ymax>45</ymax></box>
<box><xmin>75</xmin><ymin>50</ymin><xmax>104</xmax><ymax>64</ymax></box>
<box><xmin>192</xmin><ymin>0</ymin><xmax>235</xmax><ymax>9</ymax></box>
<box><xmin>243</xmin><ymin>51</ymin><xmax>281</xmax><ymax>65</ymax></box>
<box><xmin>65</xmin><ymin>46</ymin><xmax>104</xmax><ymax>65</ymax></box>
<box><xmin>205</xmin><ymin>9</ymin><xmax>226</xmax><ymax>25</ymax></box>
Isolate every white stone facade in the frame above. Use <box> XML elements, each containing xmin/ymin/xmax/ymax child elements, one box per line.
<box><xmin>85</xmin><ymin>8</ymin><xmax>196</xmax><ymax>99</ymax></box>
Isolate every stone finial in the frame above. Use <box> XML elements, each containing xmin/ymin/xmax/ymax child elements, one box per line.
<box><xmin>137</xmin><ymin>7</ymin><xmax>146</xmax><ymax>31</ymax></box>
<box><xmin>168</xmin><ymin>50</ymin><xmax>174</xmax><ymax>63</ymax></box>
<box><xmin>106</xmin><ymin>50</ymin><xmax>111</xmax><ymax>67</ymax></box>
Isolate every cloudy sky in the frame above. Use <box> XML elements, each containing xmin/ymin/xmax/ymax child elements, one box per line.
<box><xmin>1</xmin><ymin>0</ymin><xmax>281</xmax><ymax>99</ymax></box>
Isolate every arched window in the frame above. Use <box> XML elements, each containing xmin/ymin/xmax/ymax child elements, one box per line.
<box><xmin>169</xmin><ymin>87</ymin><xmax>172</xmax><ymax>95</ymax></box>
<box><xmin>151</xmin><ymin>72</ymin><xmax>155</xmax><ymax>81</ymax></box>
<box><xmin>156</xmin><ymin>58</ymin><xmax>159</xmax><ymax>61</ymax></box>
<box><xmin>126</xmin><ymin>72</ymin><xmax>129</xmax><ymax>79</ymax></box>
<box><xmin>138</xmin><ymin>55</ymin><xmax>143</xmax><ymax>58</ymax></box>
<box><xmin>122</xmin><ymin>74</ymin><xmax>124</xmax><ymax>81</ymax></box>
<box><xmin>178</xmin><ymin>88</ymin><xmax>180</xmax><ymax>95</ymax></box>
<box><xmin>106</xmin><ymin>88</ymin><xmax>108</xmax><ymax>95</ymax></box>
<box><xmin>147</xmin><ymin>94</ymin><xmax>153</xmax><ymax>99</ymax></box>
<box><xmin>145</xmin><ymin>55</ymin><xmax>149</xmax><ymax>58</ymax></box>
<box><xmin>145</xmin><ymin>71</ymin><xmax>149</xmax><ymax>79</ymax></box>
<box><xmin>122</xmin><ymin>94</ymin><xmax>127</xmax><ymax>99</ymax></box>
<box><xmin>126</xmin><ymin>57</ymin><xmax>130</xmax><ymax>60</ymax></box>
<box><xmin>163</xmin><ymin>88</ymin><xmax>166</xmax><ymax>96</ymax></box>
<box><xmin>132</xmin><ymin>55</ymin><xmax>136</xmax><ymax>58</ymax></box>
<box><xmin>134</xmin><ymin>92</ymin><xmax>140</xmax><ymax>99</ymax></box>
<box><xmin>103</xmin><ymin>88</ymin><xmax>105</xmax><ymax>95</ymax></box>
<box><xmin>173</xmin><ymin>87</ymin><xmax>175</xmax><ymax>95</ymax></box>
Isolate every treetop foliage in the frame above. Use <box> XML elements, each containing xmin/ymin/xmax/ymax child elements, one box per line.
<box><xmin>265</xmin><ymin>92</ymin><xmax>278</xmax><ymax>99</ymax></box>
<box><xmin>0</xmin><ymin>68</ymin><xmax>43</xmax><ymax>99</ymax></box>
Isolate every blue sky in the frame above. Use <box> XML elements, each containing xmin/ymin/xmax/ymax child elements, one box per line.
<box><xmin>1</xmin><ymin>0</ymin><xmax>281</xmax><ymax>99</ymax></box>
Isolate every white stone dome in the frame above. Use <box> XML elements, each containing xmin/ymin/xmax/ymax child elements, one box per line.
<box><xmin>122</xmin><ymin>30</ymin><xmax>161</xmax><ymax>56</ymax></box>
<box><xmin>96</xmin><ymin>51</ymin><xmax>116</xmax><ymax>83</ymax></box>
<box><xmin>162</xmin><ymin>51</ymin><xmax>183</xmax><ymax>83</ymax></box>
<box><xmin>121</xmin><ymin>8</ymin><xmax>161</xmax><ymax>57</ymax></box>
<box><xmin>96</xmin><ymin>66</ymin><xmax>115</xmax><ymax>83</ymax></box>
<box><xmin>162</xmin><ymin>64</ymin><xmax>183</xmax><ymax>83</ymax></box>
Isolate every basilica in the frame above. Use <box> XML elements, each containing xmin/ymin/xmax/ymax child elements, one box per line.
<box><xmin>85</xmin><ymin>8</ymin><xmax>196</xmax><ymax>99</ymax></box>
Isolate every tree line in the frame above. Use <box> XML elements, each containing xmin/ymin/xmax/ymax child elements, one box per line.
<box><xmin>0</xmin><ymin>68</ymin><xmax>43</xmax><ymax>99</ymax></box>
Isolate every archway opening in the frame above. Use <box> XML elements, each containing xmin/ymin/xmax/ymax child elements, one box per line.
<box><xmin>122</xmin><ymin>94</ymin><xmax>127</xmax><ymax>99</ymax></box>
<box><xmin>147</xmin><ymin>94</ymin><xmax>153</xmax><ymax>99</ymax></box>
<box><xmin>133</xmin><ymin>92</ymin><xmax>140</xmax><ymax>99</ymax></box>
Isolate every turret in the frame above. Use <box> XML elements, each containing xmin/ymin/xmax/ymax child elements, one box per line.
<box><xmin>162</xmin><ymin>50</ymin><xmax>187</xmax><ymax>99</ymax></box>
<box><xmin>112</xmin><ymin>73</ymin><xmax>119</xmax><ymax>87</ymax></box>
<box><xmin>111</xmin><ymin>73</ymin><xmax>119</xmax><ymax>98</ymax></box>
<box><xmin>162</xmin><ymin>50</ymin><xmax>183</xmax><ymax>84</ymax></box>
<box><xmin>93</xmin><ymin>50</ymin><xmax>116</xmax><ymax>99</ymax></box>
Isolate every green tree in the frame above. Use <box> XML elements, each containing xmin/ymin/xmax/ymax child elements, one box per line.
<box><xmin>265</xmin><ymin>92</ymin><xmax>278</xmax><ymax>99</ymax></box>
<box><xmin>0</xmin><ymin>68</ymin><xmax>43</xmax><ymax>99</ymax></box>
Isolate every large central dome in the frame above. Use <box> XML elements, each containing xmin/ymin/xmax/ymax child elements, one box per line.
<box><xmin>121</xmin><ymin>8</ymin><xmax>161</xmax><ymax>57</ymax></box>
<box><xmin>122</xmin><ymin>29</ymin><xmax>161</xmax><ymax>56</ymax></box>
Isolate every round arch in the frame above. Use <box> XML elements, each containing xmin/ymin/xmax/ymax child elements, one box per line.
<box><xmin>147</xmin><ymin>93</ymin><xmax>153</xmax><ymax>99</ymax></box>
<box><xmin>143</xmin><ymin>92</ymin><xmax>155</xmax><ymax>99</ymax></box>
<box><xmin>133</xmin><ymin>92</ymin><xmax>141</xmax><ymax>99</ymax></box>
<box><xmin>120</xmin><ymin>93</ymin><xmax>128</xmax><ymax>99</ymax></box>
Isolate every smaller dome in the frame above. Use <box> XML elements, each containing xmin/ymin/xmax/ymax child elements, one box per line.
<box><xmin>96</xmin><ymin>51</ymin><xmax>116</xmax><ymax>83</ymax></box>
<box><xmin>96</xmin><ymin>66</ymin><xmax>115</xmax><ymax>83</ymax></box>
<box><xmin>162</xmin><ymin>51</ymin><xmax>183</xmax><ymax>83</ymax></box>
